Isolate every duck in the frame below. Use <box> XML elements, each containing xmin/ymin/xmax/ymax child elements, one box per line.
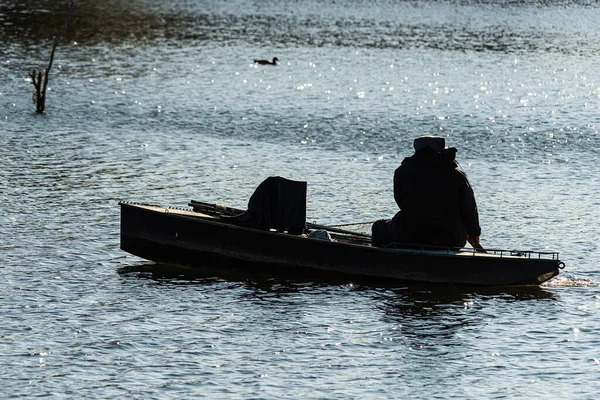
<box><xmin>253</xmin><ymin>57</ymin><xmax>279</xmax><ymax>65</ymax></box>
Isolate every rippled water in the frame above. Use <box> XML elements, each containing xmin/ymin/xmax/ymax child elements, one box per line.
<box><xmin>2</xmin><ymin>0</ymin><xmax>600</xmax><ymax>398</ymax></box>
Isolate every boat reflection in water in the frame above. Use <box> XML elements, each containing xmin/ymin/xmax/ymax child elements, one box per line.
<box><xmin>117</xmin><ymin>261</ymin><xmax>558</xmax><ymax>302</ymax></box>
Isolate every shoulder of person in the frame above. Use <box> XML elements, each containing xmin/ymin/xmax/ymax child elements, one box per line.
<box><xmin>453</xmin><ymin>166</ymin><xmax>475</xmax><ymax>188</ymax></box>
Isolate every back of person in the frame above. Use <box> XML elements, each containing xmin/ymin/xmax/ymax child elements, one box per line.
<box><xmin>394</xmin><ymin>147</ymin><xmax>470</xmax><ymax>248</ymax></box>
<box><xmin>372</xmin><ymin>136</ymin><xmax>481</xmax><ymax>249</ymax></box>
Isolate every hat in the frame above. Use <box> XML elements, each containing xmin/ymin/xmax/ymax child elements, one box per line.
<box><xmin>413</xmin><ymin>136</ymin><xmax>445</xmax><ymax>152</ymax></box>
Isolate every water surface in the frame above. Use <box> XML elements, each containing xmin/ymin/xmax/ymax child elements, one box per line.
<box><xmin>2</xmin><ymin>0</ymin><xmax>599</xmax><ymax>398</ymax></box>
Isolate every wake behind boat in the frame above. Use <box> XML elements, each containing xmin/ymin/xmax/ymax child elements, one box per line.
<box><xmin>119</xmin><ymin>178</ymin><xmax>563</xmax><ymax>286</ymax></box>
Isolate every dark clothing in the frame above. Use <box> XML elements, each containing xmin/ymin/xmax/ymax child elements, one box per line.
<box><xmin>226</xmin><ymin>176</ymin><xmax>307</xmax><ymax>235</ymax></box>
<box><xmin>372</xmin><ymin>147</ymin><xmax>481</xmax><ymax>248</ymax></box>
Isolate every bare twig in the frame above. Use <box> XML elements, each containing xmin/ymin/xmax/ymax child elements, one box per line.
<box><xmin>30</xmin><ymin>0</ymin><xmax>75</xmax><ymax>113</ymax></box>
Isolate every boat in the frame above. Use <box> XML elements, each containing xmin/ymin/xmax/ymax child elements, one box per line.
<box><xmin>119</xmin><ymin>177</ymin><xmax>564</xmax><ymax>286</ymax></box>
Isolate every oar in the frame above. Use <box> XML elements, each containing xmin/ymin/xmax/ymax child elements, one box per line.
<box><xmin>189</xmin><ymin>200</ymin><xmax>244</xmax><ymax>217</ymax></box>
<box><xmin>326</xmin><ymin>221</ymin><xmax>378</xmax><ymax>228</ymax></box>
<box><xmin>305</xmin><ymin>222</ymin><xmax>371</xmax><ymax>238</ymax></box>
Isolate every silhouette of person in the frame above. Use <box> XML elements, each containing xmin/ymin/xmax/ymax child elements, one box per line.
<box><xmin>372</xmin><ymin>136</ymin><xmax>482</xmax><ymax>250</ymax></box>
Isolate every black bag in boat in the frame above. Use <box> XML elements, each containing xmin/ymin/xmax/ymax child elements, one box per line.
<box><xmin>225</xmin><ymin>176</ymin><xmax>307</xmax><ymax>235</ymax></box>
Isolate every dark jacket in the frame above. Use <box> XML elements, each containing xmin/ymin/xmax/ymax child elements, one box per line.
<box><xmin>391</xmin><ymin>147</ymin><xmax>481</xmax><ymax>248</ymax></box>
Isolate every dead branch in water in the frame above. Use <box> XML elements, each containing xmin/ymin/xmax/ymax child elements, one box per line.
<box><xmin>29</xmin><ymin>0</ymin><xmax>75</xmax><ymax>114</ymax></box>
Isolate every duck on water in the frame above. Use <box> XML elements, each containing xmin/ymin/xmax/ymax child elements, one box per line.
<box><xmin>254</xmin><ymin>57</ymin><xmax>279</xmax><ymax>65</ymax></box>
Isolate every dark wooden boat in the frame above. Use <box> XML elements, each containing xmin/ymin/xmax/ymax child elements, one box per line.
<box><xmin>119</xmin><ymin>200</ymin><xmax>564</xmax><ymax>287</ymax></box>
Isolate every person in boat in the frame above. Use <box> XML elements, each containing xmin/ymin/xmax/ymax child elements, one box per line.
<box><xmin>372</xmin><ymin>136</ymin><xmax>482</xmax><ymax>250</ymax></box>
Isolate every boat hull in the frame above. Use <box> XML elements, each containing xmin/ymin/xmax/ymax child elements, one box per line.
<box><xmin>120</xmin><ymin>203</ymin><xmax>560</xmax><ymax>286</ymax></box>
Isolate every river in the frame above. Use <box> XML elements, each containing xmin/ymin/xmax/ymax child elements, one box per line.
<box><xmin>1</xmin><ymin>0</ymin><xmax>599</xmax><ymax>398</ymax></box>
